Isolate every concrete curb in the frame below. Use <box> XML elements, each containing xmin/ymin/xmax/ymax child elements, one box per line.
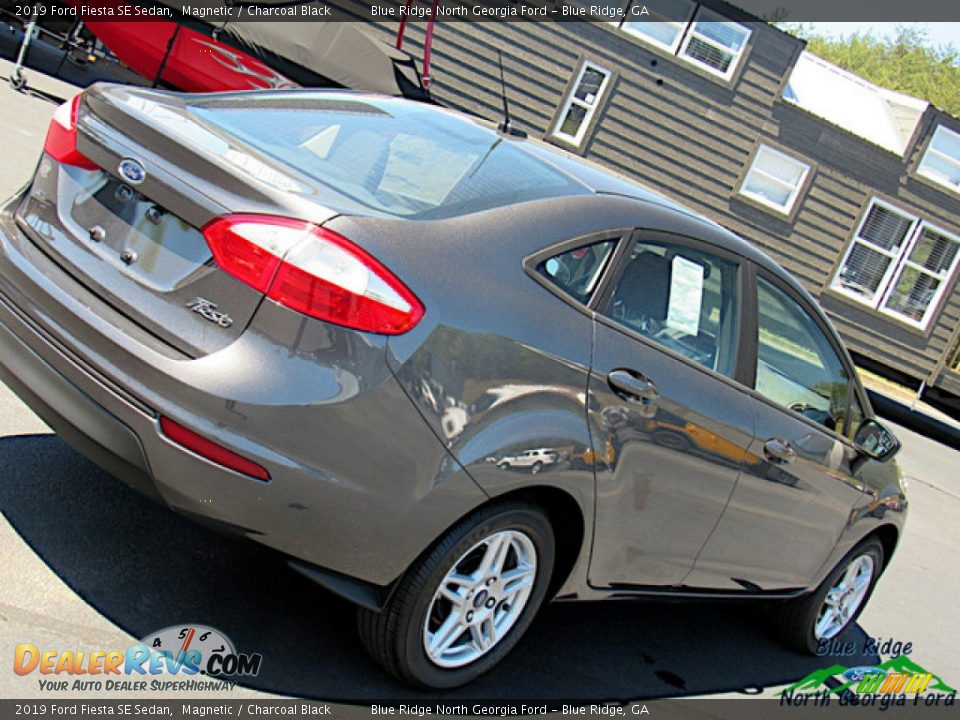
<box><xmin>868</xmin><ymin>389</ymin><xmax>960</xmax><ymax>449</ymax></box>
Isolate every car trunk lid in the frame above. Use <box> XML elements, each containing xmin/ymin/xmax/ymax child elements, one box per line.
<box><xmin>14</xmin><ymin>84</ymin><xmax>343</xmax><ymax>356</ymax></box>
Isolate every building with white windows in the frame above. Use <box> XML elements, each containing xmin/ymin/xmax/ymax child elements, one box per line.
<box><xmin>361</xmin><ymin>0</ymin><xmax>960</xmax><ymax>411</ymax></box>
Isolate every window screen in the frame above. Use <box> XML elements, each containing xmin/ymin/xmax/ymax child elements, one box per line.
<box><xmin>679</xmin><ymin>8</ymin><xmax>751</xmax><ymax>79</ymax></box>
<box><xmin>622</xmin><ymin>0</ymin><xmax>696</xmax><ymax>52</ymax></box>
<box><xmin>832</xmin><ymin>198</ymin><xmax>960</xmax><ymax>328</ymax></box>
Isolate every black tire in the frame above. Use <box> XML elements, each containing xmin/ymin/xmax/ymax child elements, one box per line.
<box><xmin>772</xmin><ymin>537</ymin><xmax>884</xmax><ymax>654</ymax></box>
<box><xmin>530</xmin><ymin>461</ymin><xmax>543</xmax><ymax>475</ymax></box>
<box><xmin>357</xmin><ymin>500</ymin><xmax>555</xmax><ymax>689</ymax></box>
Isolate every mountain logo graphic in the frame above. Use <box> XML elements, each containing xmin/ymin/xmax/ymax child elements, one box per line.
<box><xmin>783</xmin><ymin>656</ymin><xmax>956</xmax><ymax>697</ymax></box>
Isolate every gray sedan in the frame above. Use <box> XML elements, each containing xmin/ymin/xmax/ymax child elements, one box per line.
<box><xmin>0</xmin><ymin>85</ymin><xmax>905</xmax><ymax>688</ymax></box>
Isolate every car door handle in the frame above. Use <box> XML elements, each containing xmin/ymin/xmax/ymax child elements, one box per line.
<box><xmin>607</xmin><ymin>370</ymin><xmax>660</xmax><ymax>403</ymax></box>
<box><xmin>763</xmin><ymin>437</ymin><xmax>796</xmax><ymax>464</ymax></box>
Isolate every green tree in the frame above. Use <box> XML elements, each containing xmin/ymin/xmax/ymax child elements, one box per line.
<box><xmin>779</xmin><ymin>25</ymin><xmax>960</xmax><ymax>116</ymax></box>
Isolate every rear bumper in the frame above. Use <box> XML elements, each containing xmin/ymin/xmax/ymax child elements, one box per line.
<box><xmin>0</xmin><ymin>299</ymin><xmax>159</xmax><ymax>502</ymax></box>
<box><xmin>0</xmin><ymin>192</ymin><xmax>487</xmax><ymax>591</ymax></box>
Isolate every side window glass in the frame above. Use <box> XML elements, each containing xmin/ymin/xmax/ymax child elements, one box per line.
<box><xmin>537</xmin><ymin>240</ymin><xmax>616</xmax><ymax>304</ymax></box>
<box><xmin>602</xmin><ymin>239</ymin><xmax>740</xmax><ymax>378</ymax></box>
<box><xmin>756</xmin><ymin>276</ymin><xmax>855</xmax><ymax>436</ymax></box>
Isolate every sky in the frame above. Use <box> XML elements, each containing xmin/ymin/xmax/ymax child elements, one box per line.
<box><xmin>805</xmin><ymin>22</ymin><xmax>960</xmax><ymax>49</ymax></box>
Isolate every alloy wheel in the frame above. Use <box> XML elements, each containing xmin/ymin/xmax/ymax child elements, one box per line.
<box><xmin>423</xmin><ymin>530</ymin><xmax>537</xmax><ymax>668</ymax></box>
<box><xmin>814</xmin><ymin>554</ymin><xmax>875</xmax><ymax>640</ymax></box>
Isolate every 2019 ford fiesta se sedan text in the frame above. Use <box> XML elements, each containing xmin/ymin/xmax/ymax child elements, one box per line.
<box><xmin>0</xmin><ymin>85</ymin><xmax>906</xmax><ymax>688</ymax></box>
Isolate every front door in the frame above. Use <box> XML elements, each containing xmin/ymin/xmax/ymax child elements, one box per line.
<box><xmin>686</xmin><ymin>272</ymin><xmax>870</xmax><ymax>590</ymax></box>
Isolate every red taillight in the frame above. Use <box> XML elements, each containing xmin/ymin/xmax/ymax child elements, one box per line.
<box><xmin>202</xmin><ymin>214</ymin><xmax>424</xmax><ymax>335</ymax></box>
<box><xmin>160</xmin><ymin>417</ymin><xmax>270</xmax><ymax>481</ymax></box>
<box><xmin>203</xmin><ymin>215</ymin><xmax>292</xmax><ymax>293</ymax></box>
<box><xmin>43</xmin><ymin>94</ymin><xmax>98</xmax><ymax>170</ymax></box>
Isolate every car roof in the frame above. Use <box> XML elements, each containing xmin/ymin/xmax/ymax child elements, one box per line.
<box><xmin>464</xmin><ymin>109</ymin><xmax>792</xmax><ymax>282</ymax></box>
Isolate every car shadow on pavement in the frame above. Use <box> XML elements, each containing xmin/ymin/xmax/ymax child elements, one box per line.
<box><xmin>0</xmin><ymin>434</ymin><xmax>882</xmax><ymax>701</ymax></box>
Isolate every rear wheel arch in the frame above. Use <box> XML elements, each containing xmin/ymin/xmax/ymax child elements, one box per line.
<box><xmin>358</xmin><ymin>498</ymin><xmax>556</xmax><ymax>687</ymax></box>
<box><xmin>485</xmin><ymin>485</ymin><xmax>586</xmax><ymax>599</ymax></box>
<box><xmin>387</xmin><ymin>483</ymin><xmax>587</xmax><ymax>605</ymax></box>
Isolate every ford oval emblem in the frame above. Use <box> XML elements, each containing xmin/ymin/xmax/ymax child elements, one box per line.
<box><xmin>118</xmin><ymin>158</ymin><xmax>146</xmax><ymax>185</ymax></box>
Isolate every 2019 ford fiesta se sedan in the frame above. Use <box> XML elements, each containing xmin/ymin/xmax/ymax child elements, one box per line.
<box><xmin>0</xmin><ymin>85</ymin><xmax>906</xmax><ymax>688</ymax></box>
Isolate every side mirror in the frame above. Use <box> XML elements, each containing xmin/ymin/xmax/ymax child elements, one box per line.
<box><xmin>854</xmin><ymin>419</ymin><xmax>901</xmax><ymax>462</ymax></box>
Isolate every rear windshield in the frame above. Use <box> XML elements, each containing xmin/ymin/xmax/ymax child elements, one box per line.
<box><xmin>187</xmin><ymin>94</ymin><xmax>590</xmax><ymax>219</ymax></box>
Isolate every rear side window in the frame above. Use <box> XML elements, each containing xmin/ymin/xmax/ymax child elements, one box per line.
<box><xmin>538</xmin><ymin>240</ymin><xmax>616</xmax><ymax>304</ymax></box>
<box><xmin>602</xmin><ymin>239</ymin><xmax>740</xmax><ymax>378</ymax></box>
<box><xmin>186</xmin><ymin>95</ymin><xmax>590</xmax><ymax>219</ymax></box>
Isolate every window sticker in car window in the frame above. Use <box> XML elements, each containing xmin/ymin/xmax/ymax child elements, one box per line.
<box><xmin>666</xmin><ymin>255</ymin><xmax>704</xmax><ymax>336</ymax></box>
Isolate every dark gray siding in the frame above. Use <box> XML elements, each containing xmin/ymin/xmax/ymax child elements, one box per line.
<box><xmin>360</xmin><ymin>16</ymin><xmax>960</xmax><ymax>390</ymax></box>
<box><xmin>940</xmin><ymin>359</ymin><xmax>960</xmax><ymax>397</ymax></box>
<box><xmin>763</xmin><ymin>105</ymin><xmax>960</xmax><ymax>384</ymax></box>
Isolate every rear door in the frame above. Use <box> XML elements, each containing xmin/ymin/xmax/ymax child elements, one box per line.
<box><xmin>587</xmin><ymin>231</ymin><xmax>756</xmax><ymax>589</ymax></box>
<box><xmin>686</xmin><ymin>269</ymin><xmax>870</xmax><ymax>591</ymax></box>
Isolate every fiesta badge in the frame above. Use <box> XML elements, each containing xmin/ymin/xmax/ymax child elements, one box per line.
<box><xmin>118</xmin><ymin>158</ymin><xmax>146</xmax><ymax>185</ymax></box>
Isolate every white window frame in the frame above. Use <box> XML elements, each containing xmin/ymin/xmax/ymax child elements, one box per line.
<box><xmin>831</xmin><ymin>197</ymin><xmax>960</xmax><ymax>329</ymax></box>
<box><xmin>917</xmin><ymin>125</ymin><xmax>960</xmax><ymax>195</ymax></box>
<box><xmin>551</xmin><ymin>62</ymin><xmax>612</xmax><ymax>147</ymax></box>
<box><xmin>677</xmin><ymin>8</ymin><xmax>751</xmax><ymax>80</ymax></box>
<box><xmin>612</xmin><ymin>3</ymin><xmax>751</xmax><ymax>83</ymax></box>
<box><xmin>622</xmin><ymin>19</ymin><xmax>687</xmax><ymax>53</ymax></box>
<box><xmin>738</xmin><ymin>145</ymin><xmax>810</xmax><ymax>214</ymax></box>
<box><xmin>878</xmin><ymin>221</ymin><xmax>960</xmax><ymax>329</ymax></box>
<box><xmin>832</xmin><ymin>199</ymin><xmax>919</xmax><ymax>308</ymax></box>
<box><xmin>620</xmin><ymin>0</ymin><xmax>696</xmax><ymax>53</ymax></box>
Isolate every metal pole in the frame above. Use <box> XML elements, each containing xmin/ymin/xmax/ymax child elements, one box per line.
<box><xmin>10</xmin><ymin>11</ymin><xmax>39</xmax><ymax>90</ymax></box>
<box><xmin>422</xmin><ymin>0</ymin><xmax>437</xmax><ymax>88</ymax></box>
<box><xmin>396</xmin><ymin>0</ymin><xmax>414</xmax><ymax>50</ymax></box>
<box><xmin>910</xmin><ymin>380</ymin><xmax>926</xmax><ymax>411</ymax></box>
<box><xmin>52</xmin><ymin>19</ymin><xmax>83</xmax><ymax>79</ymax></box>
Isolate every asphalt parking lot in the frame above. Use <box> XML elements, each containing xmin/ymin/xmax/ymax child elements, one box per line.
<box><xmin>0</xmin><ymin>61</ymin><xmax>957</xmax><ymax>701</ymax></box>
